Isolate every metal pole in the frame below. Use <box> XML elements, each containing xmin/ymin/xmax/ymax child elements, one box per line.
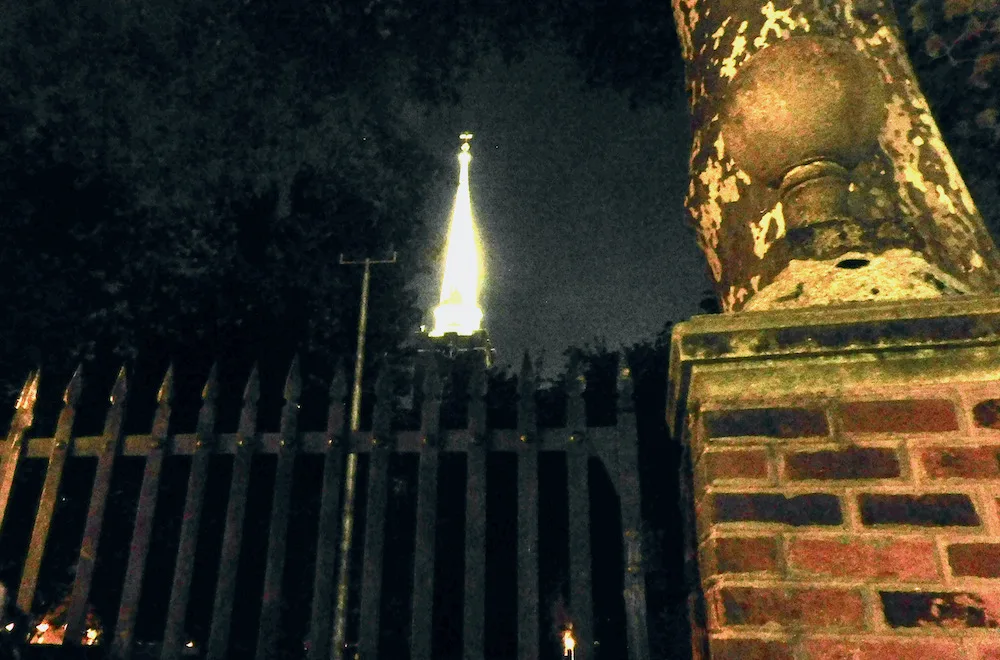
<box><xmin>350</xmin><ymin>259</ymin><xmax>372</xmax><ymax>431</ymax></box>
<box><xmin>331</xmin><ymin>252</ymin><xmax>396</xmax><ymax>660</ymax></box>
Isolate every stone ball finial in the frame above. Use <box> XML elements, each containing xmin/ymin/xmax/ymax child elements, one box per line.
<box><xmin>722</xmin><ymin>36</ymin><xmax>888</xmax><ymax>188</ymax></box>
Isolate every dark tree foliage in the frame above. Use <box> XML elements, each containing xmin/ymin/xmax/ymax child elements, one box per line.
<box><xmin>546</xmin><ymin>0</ymin><xmax>683</xmax><ymax>107</ymax></box>
<box><xmin>894</xmin><ymin>0</ymin><xmax>1000</xmax><ymax>233</ymax></box>
<box><xmin>0</xmin><ymin>0</ymin><xmax>548</xmax><ymax>430</ymax></box>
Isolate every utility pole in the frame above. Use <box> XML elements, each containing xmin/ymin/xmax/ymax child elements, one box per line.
<box><xmin>331</xmin><ymin>251</ymin><xmax>396</xmax><ymax>660</ymax></box>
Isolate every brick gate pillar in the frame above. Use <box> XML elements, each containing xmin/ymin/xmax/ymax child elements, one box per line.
<box><xmin>668</xmin><ymin>296</ymin><xmax>1000</xmax><ymax>660</ymax></box>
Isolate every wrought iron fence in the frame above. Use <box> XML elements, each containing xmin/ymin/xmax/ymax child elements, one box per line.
<box><xmin>0</xmin><ymin>355</ymin><xmax>649</xmax><ymax>660</ymax></box>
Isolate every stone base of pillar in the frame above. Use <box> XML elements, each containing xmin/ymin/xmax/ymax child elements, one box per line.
<box><xmin>668</xmin><ymin>296</ymin><xmax>1000</xmax><ymax>660</ymax></box>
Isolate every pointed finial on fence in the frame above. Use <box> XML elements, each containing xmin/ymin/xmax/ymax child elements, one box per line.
<box><xmin>280</xmin><ymin>356</ymin><xmax>302</xmax><ymax>447</ymax></box>
<box><xmin>152</xmin><ymin>364</ymin><xmax>175</xmax><ymax>445</ymax></box>
<box><xmin>237</xmin><ymin>364</ymin><xmax>260</xmax><ymax>448</ymax></box>
<box><xmin>196</xmin><ymin>364</ymin><xmax>219</xmax><ymax>446</ymax></box>
<box><xmin>102</xmin><ymin>367</ymin><xmax>128</xmax><ymax>451</ymax></box>
<box><xmin>53</xmin><ymin>366</ymin><xmax>83</xmax><ymax>451</ymax></box>
<box><xmin>617</xmin><ymin>362</ymin><xmax>635</xmax><ymax>414</ymax></box>
<box><xmin>64</xmin><ymin>365</ymin><xmax>83</xmax><ymax>407</ymax></box>
<box><xmin>16</xmin><ymin>370</ymin><xmax>39</xmax><ymax>412</ymax></box>
<box><xmin>518</xmin><ymin>352</ymin><xmax>536</xmax><ymax>443</ymax></box>
<box><xmin>330</xmin><ymin>362</ymin><xmax>348</xmax><ymax>403</ymax></box>
<box><xmin>202</xmin><ymin>363</ymin><xmax>219</xmax><ymax>402</ymax></box>
<box><xmin>243</xmin><ymin>363</ymin><xmax>261</xmax><ymax>405</ymax></box>
<box><xmin>468</xmin><ymin>359</ymin><xmax>487</xmax><ymax>401</ymax></box>
<box><xmin>424</xmin><ymin>360</ymin><xmax>443</xmax><ymax>402</ymax></box>
<box><xmin>10</xmin><ymin>370</ymin><xmax>40</xmax><ymax>434</ymax></box>
<box><xmin>326</xmin><ymin>362</ymin><xmax>348</xmax><ymax>446</ymax></box>
<box><xmin>421</xmin><ymin>360</ymin><xmax>442</xmax><ymax>445</ymax></box>
<box><xmin>566</xmin><ymin>356</ymin><xmax>586</xmax><ymax>437</ymax></box>
<box><xmin>109</xmin><ymin>366</ymin><xmax>128</xmax><ymax>404</ymax></box>
<box><xmin>519</xmin><ymin>351</ymin><xmax>533</xmax><ymax>391</ymax></box>
<box><xmin>284</xmin><ymin>355</ymin><xmax>302</xmax><ymax>404</ymax></box>
<box><xmin>371</xmin><ymin>360</ymin><xmax>393</xmax><ymax>444</ymax></box>
<box><xmin>157</xmin><ymin>364</ymin><xmax>175</xmax><ymax>405</ymax></box>
<box><xmin>468</xmin><ymin>358</ymin><xmax>487</xmax><ymax>442</ymax></box>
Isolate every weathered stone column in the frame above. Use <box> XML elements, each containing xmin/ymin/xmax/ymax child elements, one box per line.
<box><xmin>673</xmin><ymin>0</ymin><xmax>1000</xmax><ymax>311</ymax></box>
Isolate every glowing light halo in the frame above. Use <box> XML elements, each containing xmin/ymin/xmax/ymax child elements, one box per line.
<box><xmin>562</xmin><ymin>625</ymin><xmax>577</xmax><ymax>659</ymax></box>
<box><xmin>430</xmin><ymin>135</ymin><xmax>484</xmax><ymax>337</ymax></box>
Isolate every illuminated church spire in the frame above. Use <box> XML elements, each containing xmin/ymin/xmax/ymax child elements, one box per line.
<box><xmin>430</xmin><ymin>133</ymin><xmax>484</xmax><ymax>337</ymax></box>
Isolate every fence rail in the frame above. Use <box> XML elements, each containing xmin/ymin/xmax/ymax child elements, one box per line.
<box><xmin>0</xmin><ymin>356</ymin><xmax>650</xmax><ymax>660</ymax></box>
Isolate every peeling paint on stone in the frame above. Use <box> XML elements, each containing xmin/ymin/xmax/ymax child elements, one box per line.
<box><xmin>673</xmin><ymin>0</ymin><xmax>697</xmax><ymax>62</ymax></box>
<box><xmin>754</xmin><ymin>1</ymin><xmax>810</xmax><ymax>50</ymax></box>
<box><xmin>936</xmin><ymin>184</ymin><xmax>957</xmax><ymax>215</ymax></box>
<box><xmin>714</xmin><ymin>133</ymin><xmax>725</xmax><ymax>160</ymax></box>
<box><xmin>720</xmin><ymin>33</ymin><xmax>749</xmax><ymax>79</ymax></box>
<box><xmin>881</xmin><ymin>91</ymin><xmax>974</xmax><ymax>226</ymax></box>
<box><xmin>673</xmin><ymin>0</ymin><xmax>1000</xmax><ymax>311</ymax></box>
<box><xmin>750</xmin><ymin>202</ymin><xmax>786</xmax><ymax>259</ymax></box>
<box><xmin>711</xmin><ymin>16</ymin><xmax>733</xmax><ymax>50</ymax></box>
<box><xmin>744</xmin><ymin>248</ymin><xmax>973</xmax><ymax>311</ymax></box>
<box><xmin>917</xmin><ymin>113</ymin><xmax>978</xmax><ymax>215</ymax></box>
<box><xmin>688</xmin><ymin>126</ymin><xmax>755</xmax><ymax>284</ymax></box>
<box><xmin>723</xmin><ymin>285</ymin><xmax>750</xmax><ymax>312</ymax></box>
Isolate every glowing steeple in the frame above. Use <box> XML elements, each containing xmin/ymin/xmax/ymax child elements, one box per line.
<box><xmin>430</xmin><ymin>133</ymin><xmax>484</xmax><ymax>337</ymax></box>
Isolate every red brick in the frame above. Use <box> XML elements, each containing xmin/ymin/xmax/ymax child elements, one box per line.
<box><xmin>711</xmin><ymin>637</ymin><xmax>794</xmax><ymax>660</ymax></box>
<box><xmin>839</xmin><ymin>399</ymin><xmax>958</xmax><ymax>434</ymax></box>
<box><xmin>949</xmin><ymin>543</ymin><xmax>1000</xmax><ymax>577</ymax></box>
<box><xmin>922</xmin><ymin>446</ymin><xmax>1000</xmax><ymax>479</ymax></box>
<box><xmin>880</xmin><ymin>591</ymin><xmax>1000</xmax><ymax>627</ymax></box>
<box><xmin>713</xmin><ymin>493</ymin><xmax>843</xmax><ymax>526</ymax></box>
<box><xmin>717</xmin><ymin>587</ymin><xmax>864</xmax><ymax>628</ymax></box>
<box><xmin>786</xmin><ymin>446</ymin><xmax>900</xmax><ymax>480</ymax></box>
<box><xmin>704</xmin><ymin>407</ymin><xmax>829</xmax><ymax>438</ymax></box>
<box><xmin>860</xmin><ymin>493</ymin><xmax>981</xmax><ymax>527</ymax></box>
<box><xmin>798</xmin><ymin>638</ymin><xmax>964</xmax><ymax>660</ymax></box>
<box><xmin>787</xmin><ymin>537</ymin><xmax>940</xmax><ymax>581</ymax></box>
<box><xmin>704</xmin><ymin>449</ymin><xmax>770</xmax><ymax>481</ymax></box>
<box><xmin>709</xmin><ymin>536</ymin><xmax>779</xmax><ymax>574</ymax></box>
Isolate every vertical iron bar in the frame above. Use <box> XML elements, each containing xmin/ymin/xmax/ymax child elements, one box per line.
<box><xmin>516</xmin><ymin>353</ymin><xmax>539</xmax><ymax>660</ymax></box>
<box><xmin>65</xmin><ymin>367</ymin><xmax>127</xmax><ymax>645</ymax></box>
<box><xmin>161</xmin><ymin>365</ymin><xmax>218</xmax><ymax>659</ymax></box>
<box><xmin>462</xmin><ymin>444</ymin><xmax>486</xmax><ymax>660</ymax></box>
<box><xmin>206</xmin><ymin>365</ymin><xmax>260</xmax><ymax>660</ymax></box>
<box><xmin>0</xmin><ymin>371</ymin><xmax>40</xmax><ymax>534</ymax></box>
<box><xmin>307</xmin><ymin>368</ymin><xmax>347</xmax><ymax>660</ymax></box>
<box><xmin>112</xmin><ymin>366</ymin><xmax>174</xmax><ymax>659</ymax></box>
<box><xmin>567</xmin><ymin>448</ymin><xmax>593</xmax><ymax>658</ymax></box>
<box><xmin>463</xmin><ymin>358</ymin><xmax>489</xmax><ymax>660</ymax></box>
<box><xmin>17</xmin><ymin>368</ymin><xmax>80</xmax><ymax>612</ymax></box>
<box><xmin>358</xmin><ymin>363</ymin><xmax>393</xmax><ymax>659</ymax></box>
<box><xmin>410</xmin><ymin>360</ymin><xmax>441</xmax><ymax>660</ymax></box>
<box><xmin>516</xmin><ymin>447</ymin><xmax>539</xmax><ymax>660</ymax></box>
<box><xmin>409</xmin><ymin>446</ymin><xmax>438</xmax><ymax>660</ymax></box>
<box><xmin>356</xmin><ymin>446</ymin><xmax>388</xmax><ymax>659</ymax></box>
<box><xmin>255</xmin><ymin>357</ymin><xmax>301</xmax><ymax>660</ymax></box>
<box><xmin>617</xmin><ymin>368</ymin><xmax>649</xmax><ymax>660</ymax></box>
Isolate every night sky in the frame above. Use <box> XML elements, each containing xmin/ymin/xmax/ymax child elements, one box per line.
<box><xmin>407</xmin><ymin>41</ymin><xmax>708</xmax><ymax>372</ymax></box>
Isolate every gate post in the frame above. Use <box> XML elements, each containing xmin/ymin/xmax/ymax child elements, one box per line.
<box><xmin>669</xmin><ymin>298</ymin><xmax>1000</xmax><ymax>659</ymax></box>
